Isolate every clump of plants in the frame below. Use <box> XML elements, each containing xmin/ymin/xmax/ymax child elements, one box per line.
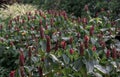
<box><xmin>0</xmin><ymin>3</ymin><xmax>38</xmax><ymax>22</ymax></box>
<box><xmin>0</xmin><ymin>9</ymin><xmax>120</xmax><ymax>77</ymax></box>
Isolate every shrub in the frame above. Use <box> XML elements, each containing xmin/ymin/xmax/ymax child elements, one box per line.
<box><xmin>0</xmin><ymin>9</ymin><xmax>120</xmax><ymax>77</ymax></box>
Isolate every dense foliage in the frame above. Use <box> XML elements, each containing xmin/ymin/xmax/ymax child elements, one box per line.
<box><xmin>0</xmin><ymin>9</ymin><xmax>120</xmax><ymax>77</ymax></box>
<box><xmin>0</xmin><ymin>0</ymin><xmax>120</xmax><ymax>77</ymax></box>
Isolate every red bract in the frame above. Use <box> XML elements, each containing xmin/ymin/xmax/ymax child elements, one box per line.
<box><xmin>55</xmin><ymin>40</ymin><xmax>59</xmax><ymax>51</ymax></box>
<box><xmin>19</xmin><ymin>51</ymin><xmax>25</xmax><ymax>66</ymax></box>
<box><xmin>50</xmin><ymin>18</ymin><xmax>54</xmax><ymax>26</ymax></box>
<box><xmin>90</xmin><ymin>25</ymin><xmax>94</xmax><ymax>36</ymax></box>
<box><xmin>69</xmin><ymin>37</ymin><xmax>73</xmax><ymax>44</ymax></box>
<box><xmin>106</xmin><ymin>49</ymin><xmax>110</xmax><ymax>58</ymax></box>
<box><xmin>112</xmin><ymin>48</ymin><xmax>117</xmax><ymax>59</ymax></box>
<box><xmin>84</xmin><ymin>35</ymin><xmax>89</xmax><ymax>43</ymax></box>
<box><xmin>10</xmin><ymin>41</ymin><xmax>14</xmax><ymax>46</ymax></box>
<box><xmin>46</xmin><ymin>35</ymin><xmax>51</xmax><ymax>53</ymax></box>
<box><xmin>28</xmin><ymin>12</ymin><xmax>32</xmax><ymax>16</ymax></box>
<box><xmin>16</xmin><ymin>16</ymin><xmax>20</xmax><ymax>21</ymax></box>
<box><xmin>99</xmin><ymin>40</ymin><xmax>106</xmax><ymax>48</ymax></box>
<box><xmin>40</xmin><ymin>26</ymin><xmax>44</xmax><ymax>39</ymax></box>
<box><xmin>39</xmin><ymin>19</ymin><xmax>42</xmax><ymax>25</ymax></box>
<box><xmin>22</xmin><ymin>19</ymin><xmax>25</xmax><ymax>24</ymax></box>
<box><xmin>92</xmin><ymin>46</ymin><xmax>96</xmax><ymax>51</ymax></box>
<box><xmin>20</xmin><ymin>66</ymin><xmax>25</xmax><ymax>77</ymax></box>
<box><xmin>45</xmin><ymin>24</ymin><xmax>48</xmax><ymax>30</ymax></box>
<box><xmin>9</xmin><ymin>70</ymin><xmax>15</xmax><ymax>77</ymax></box>
<box><xmin>70</xmin><ymin>48</ymin><xmax>74</xmax><ymax>54</ymax></box>
<box><xmin>77</xmin><ymin>33</ymin><xmax>81</xmax><ymax>38</ymax></box>
<box><xmin>28</xmin><ymin>16</ymin><xmax>31</xmax><ymax>21</ymax></box>
<box><xmin>80</xmin><ymin>42</ymin><xmax>84</xmax><ymax>56</ymax></box>
<box><xmin>38</xmin><ymin>66</ymin><xmax>43</xmax><ymax>77</ymax></box>
<box><xmin>61</xmin><ymin>41</ymin><xmax>66</xmax><ymax>49</ymax></box>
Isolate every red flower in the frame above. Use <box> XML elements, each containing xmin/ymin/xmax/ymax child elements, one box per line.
<box><xmin>38</xmin><ymin>66</ymin><xmax>43</xmax><ymax>77</ymax></box>
<box><xmin>50</xmin><ymin>18</ymin><xmax>54</xmax><ymax>26</ymax></box>
<box><xmin>9</xmin><ymin>70</ymin><xmax>15</xmax><ymax>77</ymax></box>
<box><xmin>80</xmin><ymin>42</ymin><xmax>84</xmax><ymax>56</ymax></box>
<box><xmin>99</xmin><ymin>40</ymin><xmax>106</xmax><ymax>48</ymax></box>
<box><xmin>39</xmin><ymin>19</ymin><xmax>42</xmax><ymax>25</ymax></box>
<box><xmin>112</xmin><ymin>48</ymin><xmax>117</xmax><ymax>59</ymax></box>
<box><xmin>55</xmin><ymin>40</ymin><xmax>59</xmax><ymax>51</ymax></box>
<box><xmin>61</xmin><ymin>41</ymin><xmax>66</xmax><ymax>49</ymax></box>
<box><xmin>84</xmin><ymin>35</ymin><xmax>89</xmax><ymax>43</ymax></box>
<box><xmin>92</xmin><ymin>46</ymin><xmax>96</xmax><ymax>51</ymax></box>
<box><xmin>90</xmin><ymin>25</ymin><xmax>94</xmax><ymax>36</ymax></box>
<box><xmin>70</xmin><ymin>48</ymin><xmax>74</xmax><ymax>54</ymax></box>
<box><xmin>69</xmin><ymin>37</ymin><xmax>73</xmax><ymax>44</ymax></box>
<box><xmin>106</xmin><ymin>49</ymin><xmax>110</xmax><ymax>58</ymax></box>
<box><xmin>46</xmin><ymin>35</ymin><xmax>51</xmax><ymax>53</ymax></box>
<box><xmin>19</xmin><ymin>51</ymin><xmax>25</xmax><ymax>66</ymax></box>
<box><xmin>10</xmin><ymin>41</ymin><xmax>14</xmax><ymax>46</ymax></box>
<box><xmin>40</xmin><ymin>26</ymin><xmax>44</xmax><ymax>39</ymax></box>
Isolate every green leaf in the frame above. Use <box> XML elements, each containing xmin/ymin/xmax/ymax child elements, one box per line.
<box><xmin>94</xmin><ymin>65</ymin><xmax>108</xmax><ymax>74</ymax></box>
<box><xmin>62</xmin><ymin>54</ymin><xmax>70</xmax><ymax>65</ymax></box>
<box><xmin>72</xmin><ymin>59</ymin><xmax>82</xmax><ymax>72</ymax></box>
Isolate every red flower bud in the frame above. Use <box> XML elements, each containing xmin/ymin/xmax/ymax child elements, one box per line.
<box><xmin>77</xmin><ymin>33</ymin><xmax>81</xmax><ymax>38</ymax></box>
<box><xmin>69</xmin><ymin>37</ymin><xmax>73</xmax><ymax>44</ymax></box>
<box><xmin>106</xmin><ymin>49</ymin><xmax>110</xmax><ymax>58</ymax></box>
<box><xmin>9</xmin><ymin>70</ymin><xmax>15</xmax><ymax>77</ymax></box>
<box><xmin>28</xmin><ymin>16</ymin><xmax>31</xmax><ymax>21</ymax></box>
<box><xmin>16</xmin><ymin>16</ymin><xmax>20</xmax><ymax>21</ymax></box>
<box><xmin>45</xmin><ymin>24</ymin><xmax>48</xmax><ymax>30</ymax></box>
<box><xmin>10</xmin><ymin>41</ymin><xmax>14</xmax><ymax>46</ymax></box>
<box><xmin>50</xmin><ymin>18</ymin><xmax>54</xmax><ymax>26</ymax></box>
<box><xmin>40</xmin><ymin>26</ymin><xmax>44</xmax><ymax>39</ymax></box>
<box><xmin>5</xmin><ymin>34</ymin><xmax>9</xmax><ymax>39</ymax></box>
<box><xmin>80</xmin><ymin>42</ymin><xmax>84</xmax><ymax>56</ymax></box>
<box><xmin>39</xmin><ymin>19</ymin><xmax>42</xmax><ymax>25</ymax></box>
<box><xmin>46</xmin><ymin>35</ymin><xmax>51</xmax><ymax>53</ymax></box>
<box><xmin>99</xmin><ymin>40</ymin><xmax>106</xmax><ymax>48</ymax></box>
<box><xmin>84</xmin><ymin>42</ymin><xmax>89</xmax><ymax>49</ymax></box>
<box><xmin>61</xmin><ymin>41</ymin><xmax>66</xmax><ymax>49</ymax></box>
<box><xmin>19</xmin><ymin>51</ymin><xmax>25</xmax><ymax>66</ymax></box>
<box><xmin>28</xmin><ymin>12</ymin><xmax>32</xmax><ymax>16</ymax></box>
<box><xmin>90</xmin><ymin>25</ymin><xmax>94</xmax><ymax>36</ymax></box>
<box><xmin>112</xmin><ymin>48</ymin><xmax>117</xmax><ymax>59</ymax></box>
<box><xmin>92</xmin><ymin>46</ymin><xmax>96</xmax><ymax>51</ymax></box>
<box><xmin>55</xmin><ymin>40</ymin><xmax>59</xmax><ymax>51</ymax></box>
<box><xmin>84</xmin><ymin>35</ymin><xmax>89</xmax><ymax>43</ymax></box>
<box><xmin>22</xmin><ymin>19</ymin><xmax>25</xmax><ymax>24</ymax></box>
<box><xmin>70</xmin><ymin>48</ymin><xmax>74</xmax><ymax>54</ymax></box>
